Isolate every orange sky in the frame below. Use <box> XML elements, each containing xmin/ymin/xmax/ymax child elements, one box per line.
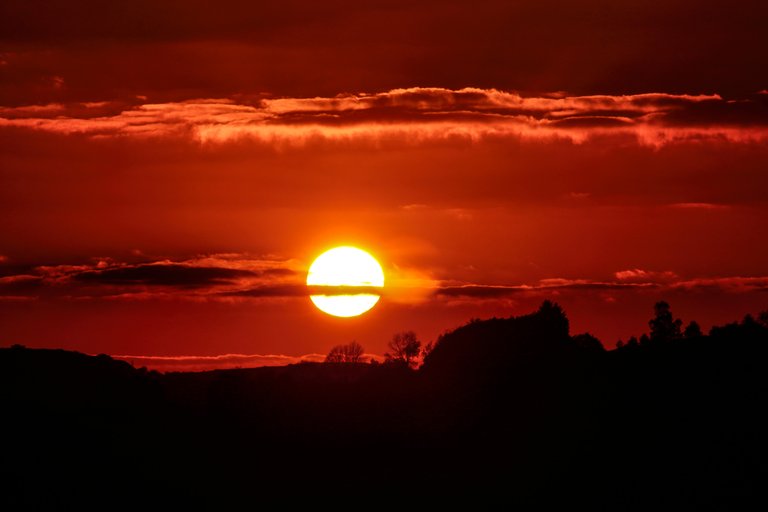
<box><xmin>1</xmin><ymin>1</ymin><xmax>767</xmax><ymax>370</ymax></box>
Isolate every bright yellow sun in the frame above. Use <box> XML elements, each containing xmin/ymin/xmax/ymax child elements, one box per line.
<box><xmin>306</xmin><ymin>246</ymin><xmax>384</xmax><ymax>317</ymax></box>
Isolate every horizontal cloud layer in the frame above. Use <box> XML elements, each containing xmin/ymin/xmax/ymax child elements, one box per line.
<box><xmin>1</xmin><ymin>88</ymin><xmax>767</xmax><ymax>147</ymax></box>
<box><xmin>3</xmin><ymin>254</ymin><xmax>767</xmax><ymax>303</ymax></box>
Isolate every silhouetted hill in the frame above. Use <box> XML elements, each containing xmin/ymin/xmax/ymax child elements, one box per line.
<box><xmin>421</xmin><ymin>301</ymin><xmax>605</xmax><ymax>388</ymax></box>
<box><xmin>2</xmin><ymin>303</ymin><xmax>767</xmax><ymax>508</ymax></box>
<box><xmin>0</xmin><ymin>346</ymin><xmax>160</xmax><ymax>409</ymax></box>
<box><xmin>423</xmin><ymin>300</ymin><xmax>573</xmax><ymax>373</ymax></box>
<box><xmin>597</xmin><ymin>326</ymin><xmax>768</xmax><ymax>507</ymax></box>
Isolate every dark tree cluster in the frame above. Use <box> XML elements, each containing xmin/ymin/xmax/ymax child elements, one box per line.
<box><xmin>616</xmin><ymin>300</ymin><xmax>708</xmax><ymax>348</ymax></box>
<box><xmin>384</xmin><ymin>330</ymin><xmax>422</xmax><ymax>368</ymax></box>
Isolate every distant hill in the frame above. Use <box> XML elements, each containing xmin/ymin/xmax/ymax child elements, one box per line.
<box><xmin>1</xmin><ymin>302</ymin><xmax>766</xmax><ymax>507</ymax></box>
<box><xmin>422</xmin><ymin>300</ymin><xmax>596</xmax><ymax>375</ymax></box>
<box><xmin>0</xmin><ymin>345</ymin><xmax>161</xmax><ymax>410</ymax></box>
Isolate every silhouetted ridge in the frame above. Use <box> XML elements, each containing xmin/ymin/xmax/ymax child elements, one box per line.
<box><xmin>1</xmin><ymin>301</ymin><xmax>767</xmax><ymax>507</ymax></box>
<box><xmin>0</xmin><ymin>346</ymin><xmax>160</xmax><ymax>411</ymax></box>
<box><xmin>422</xmin><ymin>300</ymin><xmax>582</xmax><ymax>376</ymax></box>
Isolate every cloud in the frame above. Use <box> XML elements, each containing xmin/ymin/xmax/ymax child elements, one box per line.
<box><xmin>0</xmin><ymin>104</ymin><xmax>66</xmax><ymax>117</ymax></box>
<box><xmin>536</xmin><ymin>278</ymin><xmax>656</xmax><ymax>290</ymax></box>
<box><xmin>4</xmin><ymin>253</ymin><xmax>303</xmax><ymax>301</ymax></box>
<box><xmin>434</xmin><ymin>279</ymin><xmax>656</xmax><ymax>298</ymax></box>
<box><xmin>0</xmin><ymin>295</ymin><xmax>38</xmax><ymax>302</ymax></box>
<box><xmin>434</xmin><ymin>273</ymin><xmax>768</xmax><ymax>300</ymax></box>
<box><xmin>1</xmin><ymin>88</ymin><xmax>766</xmax><ymax>147</ymax></box>
<box><xmin>0</xmin><ymin>275</ymin><xmax>44</xmax><ymax>296</ymax></box>
<box><xmin>667</xmin><ymin>202</ymin><xmax>730</xmax><ymax>210</ymax></box>
<box><xmin>400</xmin><ymin>203</ymin><xmax>428</xmax><ymax>211</ymax></box>
<box><xmin>0</xmin><ymin>252</ymin><xmax>430</xmax><ymax>303</ymax></box>
<box><xmin>221</xmin><ymin>284</ymin><xmax>309</xmax><ymax>298</ymax></box>
<box><xmin>671</xmin><ymin>277</ymin><xmax>768</xmax><ymax>293</ymax></box>
<box><xmin>110</xmin><ymin>351</ymin><xmax>387</xmax><ymax>372</ymax></box>
<box><xmin>614</xmin><ymin>269</ymin><xmax>679</xmax><ymax>283</ymax></box>
<box><xmin>73</xmin><ymin>263</ymin><xmax>257</xmax><ymax>287</ymax></box>
<box><xmin>110</xmin><ymin>353</ymin><xmax>328</xmax><ymax>373</ymax></box>
<box><xmin>434</xmin><ymin>284</ymin><xmax>528</xmax><ymax>298</ymax></box>
<box><xmin>3</xmin><ymin>253</ymin><xmax>768</xmax><ymax>305</ymax></box>
<box><xmin>261</xmin><ymin>88</ymin><xmax>723</xmax><ymax>117</ymax></box>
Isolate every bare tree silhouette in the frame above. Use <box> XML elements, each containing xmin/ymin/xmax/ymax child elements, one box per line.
<box><xmin>325</xmin><ymin>341</ymin><xmax>365</xmax><ymax>363</ymax></box>
<box><xmin>385</xmin><ymin>331</ymin><xmax>421</xmax><ymax>368</ymax></box>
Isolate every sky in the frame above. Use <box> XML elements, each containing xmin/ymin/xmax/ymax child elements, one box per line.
<box><xmin>1</xmin><ymin>1</ymin><xmax>767</xmax><ymax>371</ymax></box>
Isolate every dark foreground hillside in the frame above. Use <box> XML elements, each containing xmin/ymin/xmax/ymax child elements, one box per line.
<box><xmin>2</xmin><ymin>303</ymin><xmax>767</xmax><ymax>509</ymax></box>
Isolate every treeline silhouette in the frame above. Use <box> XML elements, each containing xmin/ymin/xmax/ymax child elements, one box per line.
<box><xmin>1</xmin><ymin>301</ymin><xmax>766</xmax><ymax>508</ymax></box>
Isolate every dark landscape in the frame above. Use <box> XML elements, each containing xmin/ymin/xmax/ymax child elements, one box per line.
<box><xmin>3</xmin><ymin>301</ymin><xmax>766</xmax><ymax>508</ymax></box>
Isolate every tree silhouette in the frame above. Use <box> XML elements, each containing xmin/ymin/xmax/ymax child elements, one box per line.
<box><xmin>572</xmin><ymin>332</ymin><xmax>605</xmax><ymax>352</ymax></box>
<box><xmin>649</xmin><ymin>301</ymin><xmax>682</xmax><ymax>343</ymax></box>
<box><xmin>683</xmin><ymin>321</ymin><xmax>702</xmax><ymax>339</ymax></box>
<box><xmin>325</xmin><ymin>341</ymin><xmax>365</xmax><ymax>363</ymax></box>
<box><xmin>537</xmin><ymin>300</ymin><xmax>570</xmax><ymax>337</ymax></box>
<box><xmin>758</xmin><ymin>310</ymin><xmax>768</xmax><ymax>328</ymax></box>
<box><xmin>385</xmin><ymin>331</ymin><xmax>421</xmax><ymax>368</ymax></box>
<box><xmin>421</xmin><ymin>340</ymin><xmax>435</xmax><ymax>361</ymax></box>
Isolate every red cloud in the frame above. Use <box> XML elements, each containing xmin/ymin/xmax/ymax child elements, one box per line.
<box><xmin>4</xmin><ymin>254</ymin><xmax>303</xmax><ymax>301</ymax></box>
<box><xmin>671</xmin><ymin>277</ymin><xmax>768</xmax><ymax>293</ymax></box>
<box><xmin>1</xmin><ymin>88</ymin><xmax>766</xmax><ymax>147</ymax></box>
<box><xmin>111</xmin><ymin>353</ymin><xmax>327</xmax><ymax>372</ymax></box>
<box><xmin>110</xmin><ymin>352</ymin><xmax>385</xmax><ymax>372</ymax></box>
<box><xmin>5</xmin><ymin>253</ymin><xmax>768</xmax><ymax>306</ymax></box>
<box><xmin>614</xmin><ymin>269</ymin><xmax>679</xmax><ymax>283</ymax></box>
<box><xmin>667</xmin><ymin>202</ymin><xmax>730</xmax><ymax>210</ymax></box>
<box><xmin>436</xmin><ymin>273</ymin><xmax>768</xmax><ymax>300</ymax></box>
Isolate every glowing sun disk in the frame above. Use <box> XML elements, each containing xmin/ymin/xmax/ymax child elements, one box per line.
<box><xmin>306</xmin><ymin>246</ymin><xmax>384</xmax><ymax>317</ymax></box>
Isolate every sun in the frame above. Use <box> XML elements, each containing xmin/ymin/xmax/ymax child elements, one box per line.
<box><xmin>307</xmin><ymin>246</ymin><xmax>384</xmax><ymax>317</ymax></box>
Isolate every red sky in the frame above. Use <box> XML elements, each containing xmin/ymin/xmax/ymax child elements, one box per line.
<box><xmin>1</xmin><ymin>1</ymin><xmax>767</xmax><ymax>371</ymax></box>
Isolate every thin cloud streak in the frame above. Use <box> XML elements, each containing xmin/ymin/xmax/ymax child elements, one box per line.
<box><xmin>667</xmin><ymin>202</ymin><xmax>730</xmax><ymax>210</ymax></box>
<box><xmin>615</xmin><ymin>269</ymin><xmax>679</xmax><ymax>282</ymax></box>
<box><xmin>111</xmin><ymin>352</ymin><xmax>327</xmax><ymax>373</ymax></box>
<box><xmin>434</xmin><ymin>274</ymin><xmax>768</xmax><ymax>299</ymax></box>
<box><xmin>670</xmin><ymin>276</ymin><xmax>768</xmax><ymax>293</ymax></box>
<box><xmin>110</xmin><ymin>352</ymin><xmax>386</xmax><ymax>372</ymax></box>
